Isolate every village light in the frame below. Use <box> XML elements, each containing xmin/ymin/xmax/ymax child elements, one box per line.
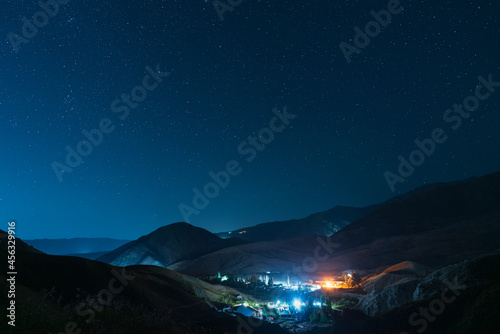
<box><xmin>293</xmin><ymin>299</ymin><xmax>302</xmax><ymax>310</ymax></box>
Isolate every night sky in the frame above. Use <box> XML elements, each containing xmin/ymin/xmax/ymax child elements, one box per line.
<box><xmin>1</xmin><ymin>0</ymin><xmax>499</xmax><ymax>239</ymax></box>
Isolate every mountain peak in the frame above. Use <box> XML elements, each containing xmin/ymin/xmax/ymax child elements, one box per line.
<box><xmin>97</xmin><ymin>221</ymin><xmax>246</xmax><ymax>268</ymax></box>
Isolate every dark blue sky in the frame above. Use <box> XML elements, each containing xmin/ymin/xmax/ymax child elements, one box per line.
<box><xmin>1</xmin><ymin>0</ymin><xmax>499</xmax><ymax>239</ymax></box>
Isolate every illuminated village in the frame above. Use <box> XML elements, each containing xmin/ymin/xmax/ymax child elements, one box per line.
<box><xmin>204</xmin><ymin>271</ymin><xmax>363</xmax><ymax>331</ymax></box>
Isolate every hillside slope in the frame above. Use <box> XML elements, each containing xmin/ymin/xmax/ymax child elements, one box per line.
<box><xmin>0</xmin><ymin>230</ymin><xmax>285</xmax><ymax>334</ymax></box>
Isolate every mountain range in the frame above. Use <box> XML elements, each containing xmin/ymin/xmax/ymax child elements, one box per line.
<box><xmin>96</xmin><ymin>170</ymin><xmax>500</xmax><ymax>278</ymax></box>
<box><xmin>3</xmin><ymin>169</ymin><xmax>500</xmax><ymax>333</ymax></box>
<box><xmin>23</xmin><ymin>237</ymin><xmax>130</xmax><ymax>257</ymax></box>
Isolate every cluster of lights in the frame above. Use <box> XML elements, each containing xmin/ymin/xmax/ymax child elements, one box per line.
<box><xmin>292</xmin><ymin>299</ymin><xmax>305</xmax><ymax>310</ymax></box>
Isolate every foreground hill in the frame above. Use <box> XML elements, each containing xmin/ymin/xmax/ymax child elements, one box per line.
<box><xmin>332</xmin><ymin>253</ymin><xmax>500</xmax><ymax>334</ymax></box>
<box><xmin>216</xmin><ymin>205</ymin><xmax>375</xmax><ymax>242</ymax></box>
<box><xmin>97</xmin><ymin>222</ymin><xmax>247</xmax><ymax>267</ymax></box>
<box><xmin>0</xmin><ymin>230</ymin><xmax>285</xmax><ymax>334</ymax></box>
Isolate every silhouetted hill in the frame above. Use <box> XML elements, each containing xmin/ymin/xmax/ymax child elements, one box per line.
<box><xmin>0</xmin><ymin>229</ymin><xmax>286</xmax><ymax>334</ymax></box>
<box><xmin>97</xmin><ymin>222</ymin><xmax>247</xmax><ymax>267</ymax></box>
<box><xmin>216</xmin><ymin>205</ymin><xmax>375</xmax><ymax>242</ymax></box>
<box><xmin>333</xmin><ymin>171</ymin><xmax>500</xmax><ymax>248</ymax></box>
<box><xmin>314</xmin><ymin>170</ymin><xmax>500</xmax><ymax>271</ymax></box>
<box><xmin>0</xmin><ymin>229</ymin><xmax>42</xmax><ymax>254</ymax></box>
<box><xmin>214</xmin><ymin>182</ymin><xmax>455</xmax><ymax>243</ymax></box>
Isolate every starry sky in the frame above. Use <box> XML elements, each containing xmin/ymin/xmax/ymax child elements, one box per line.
<box><xmin>1</xmin><ymin>0</ymin><xmax>499</xmax><ymax>239</ymax></box>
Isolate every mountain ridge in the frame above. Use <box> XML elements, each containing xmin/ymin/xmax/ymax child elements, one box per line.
<box><xmin>24</xmin><ymin>237</ymin><xmax>130</xmax><ymax>256</ymax></box>
<box><xmin>172</xmin><ymin>170</ymin><xmax>500</xmax><ymax>276</ymax></box>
